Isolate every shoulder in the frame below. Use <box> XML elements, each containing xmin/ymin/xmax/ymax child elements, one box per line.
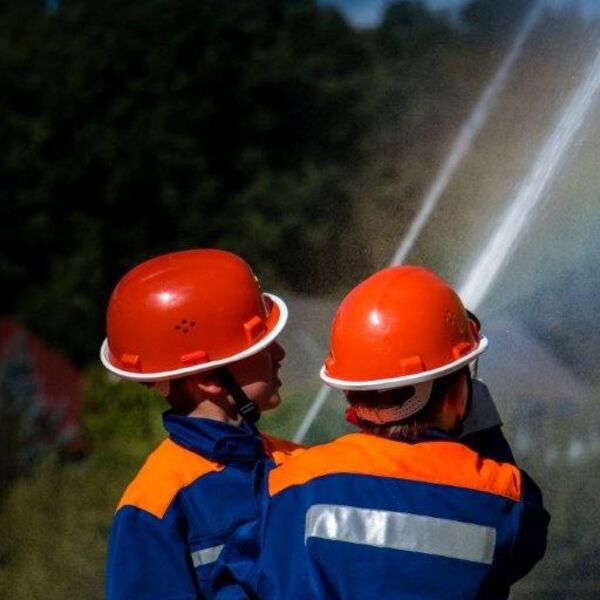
<box><xmin>268</xmin><ymin>433</ymin><xmax>522</xmax><ymax>502</ymax></box>
<box><xmin>117</xmin><ymin>438</ymin><xmax>224</xmax><ymax>519</ymax></box>
<box><xmin>261</xmin><ymin>432</ymin><xmax>306</xmax><ymax>464</ymax></box>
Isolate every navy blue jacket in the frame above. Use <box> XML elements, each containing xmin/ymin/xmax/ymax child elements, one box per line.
<box><xmin>106</xmin><ymin>411</ymin><xmax>301</xmax><ymax>600</ymax></box>
<box><xmin>211</xmin><ymin>429</ymin><xmax>549</xmax><ymax>599</ymax></box>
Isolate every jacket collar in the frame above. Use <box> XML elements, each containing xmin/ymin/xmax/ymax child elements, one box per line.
<box><xmin>388</xmin><ymin>427</ymin><xmax>459</xmax><ymax>443</ymax></box>
<box><xmin>163</xmin><ymin>410</ymin><xmax>266</xmax><ymax>464</ymax></box>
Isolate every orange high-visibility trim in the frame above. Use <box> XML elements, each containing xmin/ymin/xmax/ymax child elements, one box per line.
<box><xmin>268</xmin><ymin>433</ymin><xmax>521</xmax><ymax>502</ymax></box>
<box><xmin>262</xmin><ymin>433</ymin><xmax>306</xmax><ymax>465</ymax></box>
<box><xmin>117</xmin><ymin>438</ymin><xmax>224</xmax><ymax>519</ymax></box>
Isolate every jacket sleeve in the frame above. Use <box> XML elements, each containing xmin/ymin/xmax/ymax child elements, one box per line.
<box><xmin>209</xmin><ymin>518</ymin><xmax>260</xmax><ymax>599</ymax></box>
<box><xmin>106</xmin><ymin>505</ymin><xmax>200</xmax><ymax>600</ymax></box>
<box><xmin>506</xmin><ymin>470</ymin><xmax>550</xmax><ymax>583</ymax></box>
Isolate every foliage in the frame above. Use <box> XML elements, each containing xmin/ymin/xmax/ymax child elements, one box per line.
<box><xmin>0</xmin><ymin>332</ymin><xmax>49</xmax><ymax>502</ymax></box>
<box><xmin>0</xmin><ymin>0</ymin><xmax>373</xmax><ymax>365</ymax></box>
<box><xmin>0</xmin><ymin>367</ymin><xmax>328</xmax><ymax>598</ymax></box>
<box><xmin>0</xmin><ymin>0</ymin><xmax>538</xmax><ymax>366</ymax></box>
<box><xmin>463</xmin><ymin>0</ymin><xmax>535</xmax><ymax>40</ymax></box>
<box><xmin>0</xmin><ymin>367</ymin><xmax>164</xmax><ymax>598</ymax></box>
<box><xmin>0</xmin><ymin>0</ymin><xmax>590</xmax><ymax>368</ymax></box>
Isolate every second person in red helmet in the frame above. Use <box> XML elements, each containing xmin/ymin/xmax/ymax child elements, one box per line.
<box><xmin>101</xmin><ymin>249</ymin><xmax>303</xmax><ymax>600</ymax></box>
<box><xmin>211</xmin><ymin>266</ymin><xmax>549</xmax><ymax>599</ymax></box>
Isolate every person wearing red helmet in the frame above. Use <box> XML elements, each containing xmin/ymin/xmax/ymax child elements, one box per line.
<box><xmin>101</xmin><ymin>249</ymin><xmax>302</xmax><ymax>600</ymax></box>
<box><xmin>211</xmin><ymin>266</ymin><xmax>549</xmax><ymax>599</ymax></box>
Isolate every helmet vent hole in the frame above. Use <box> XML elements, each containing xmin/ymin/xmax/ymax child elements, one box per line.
<box><xmin>444</xmin><ymin>311</ymin><xmax>456</xmax><ymax>325</ymax></box>
<box><xmin>175</xmin><ymin>319</ymin><xmax>196</xmax><ymax>334</ymax></box>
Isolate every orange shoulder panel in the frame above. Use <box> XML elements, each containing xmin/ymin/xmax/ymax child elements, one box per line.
<box><xmin>268</xmin><ymin>433</ymin><xmax>521</xmax><ymax>502</ymax></box>
<box><xmin>117</xmin><ymin>438</ymin><xmax>224</xmax><ymax>519</ymax></box>
<box><xmin>261</xmin><ymin>433</ymin><xmax>306</xmax><ymax>465</ymax></box>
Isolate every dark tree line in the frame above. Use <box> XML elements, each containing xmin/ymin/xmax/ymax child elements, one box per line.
<box><xmin>0</xmin><ymin>0</ymin><xmax>534</xmax><ymax>365</ymax></box>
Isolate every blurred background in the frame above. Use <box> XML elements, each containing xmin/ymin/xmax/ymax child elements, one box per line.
<box><xmin>1</xmin><ymin>0</ymin><xmax>599</xmax><ymax>597</ymax></box>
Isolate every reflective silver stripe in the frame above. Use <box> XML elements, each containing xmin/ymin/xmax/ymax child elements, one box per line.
<box><xmin>305</xmin><ymin>504</ymin><xmax>496</xmax><ymax>565</ymax></box>
<box><xmin>190</xmin><ymin>544</ymin><xmax>224</xmax><ymax>568</ymax></box>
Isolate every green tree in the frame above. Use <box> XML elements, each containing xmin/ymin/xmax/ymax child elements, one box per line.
<box><xmin>462</xmin><ymin>0</ymin><xmax>536</xmax><ymax>40</ymax></box>
<box><xmin>1</xmin><ymin>0</ymin><xmax>374</xmax><ymax>364</ymax></box>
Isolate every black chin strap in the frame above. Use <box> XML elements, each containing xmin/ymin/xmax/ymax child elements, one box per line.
<box><xmin>215</xmin><ymin>367</ymin><xmax>260</xmax><ymax>424</ymax></box>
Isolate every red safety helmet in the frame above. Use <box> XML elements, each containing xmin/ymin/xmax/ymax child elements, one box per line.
<box><xmin>100</xmin><ymin>249</ymin><xmax>288</xmax><ymax>381</ymax></box>
<box><xmin>321</xmin><ymin>266</ymin><xmax>487</xmax><ymax>391</ymax></box>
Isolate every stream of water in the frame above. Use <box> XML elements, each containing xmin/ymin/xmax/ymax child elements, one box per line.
<box><xmin>459</xmin><ymin>43</ymin><xmax>600</xmax><ymax>310</ymax></box>
<box><xmin>390</xmin><ymin>1</ymin><xmax>543</xmax><ymax>266</ymax></box>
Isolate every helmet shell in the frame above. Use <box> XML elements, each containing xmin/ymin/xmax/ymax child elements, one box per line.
<box><xmin>100</xmin><ymin>249</ymin><xmax>287</xmax><ymax>381</ymax></box>
<box><xmin>321</xmin><ymin>266</ymin><xmax>486</xmax><ymax>390</ymax></box>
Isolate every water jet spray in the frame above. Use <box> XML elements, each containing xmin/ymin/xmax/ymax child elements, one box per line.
<box><xmin>459</xmin><ymin>44</ymin><xmax>600</xmax><ymax>311</ymax></box>
<box><xmin>293</xmin><ymin>2</ymin><xmax>544</xmax><ymax>443</ymax></box>
<box><xmin>390</xmin><ymin>0</ymin><xmax>543</xmax><ymax>267</ymax></box>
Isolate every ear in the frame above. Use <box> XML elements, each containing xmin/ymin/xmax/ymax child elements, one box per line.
<box><xmin>187</xmin><ymin>371</ymin><xmax>224</xmax><ymax>397</ymax></box>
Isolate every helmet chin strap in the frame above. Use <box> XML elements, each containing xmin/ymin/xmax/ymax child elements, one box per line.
<box><xmin>215</xmin><ymin>367</ymin><xmax>260</xmax><ymax>424</ymax></box>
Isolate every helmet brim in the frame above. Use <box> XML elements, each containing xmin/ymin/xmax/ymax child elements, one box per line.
<box><xmin>320</xmin><ymin>336</ymin><xmax>488</xmax><ymax>391</ymax></box>
<box><xmin>100</xmin><ymin>293</ymin><xmax>288</xmax><ymax>382</ymax></box>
